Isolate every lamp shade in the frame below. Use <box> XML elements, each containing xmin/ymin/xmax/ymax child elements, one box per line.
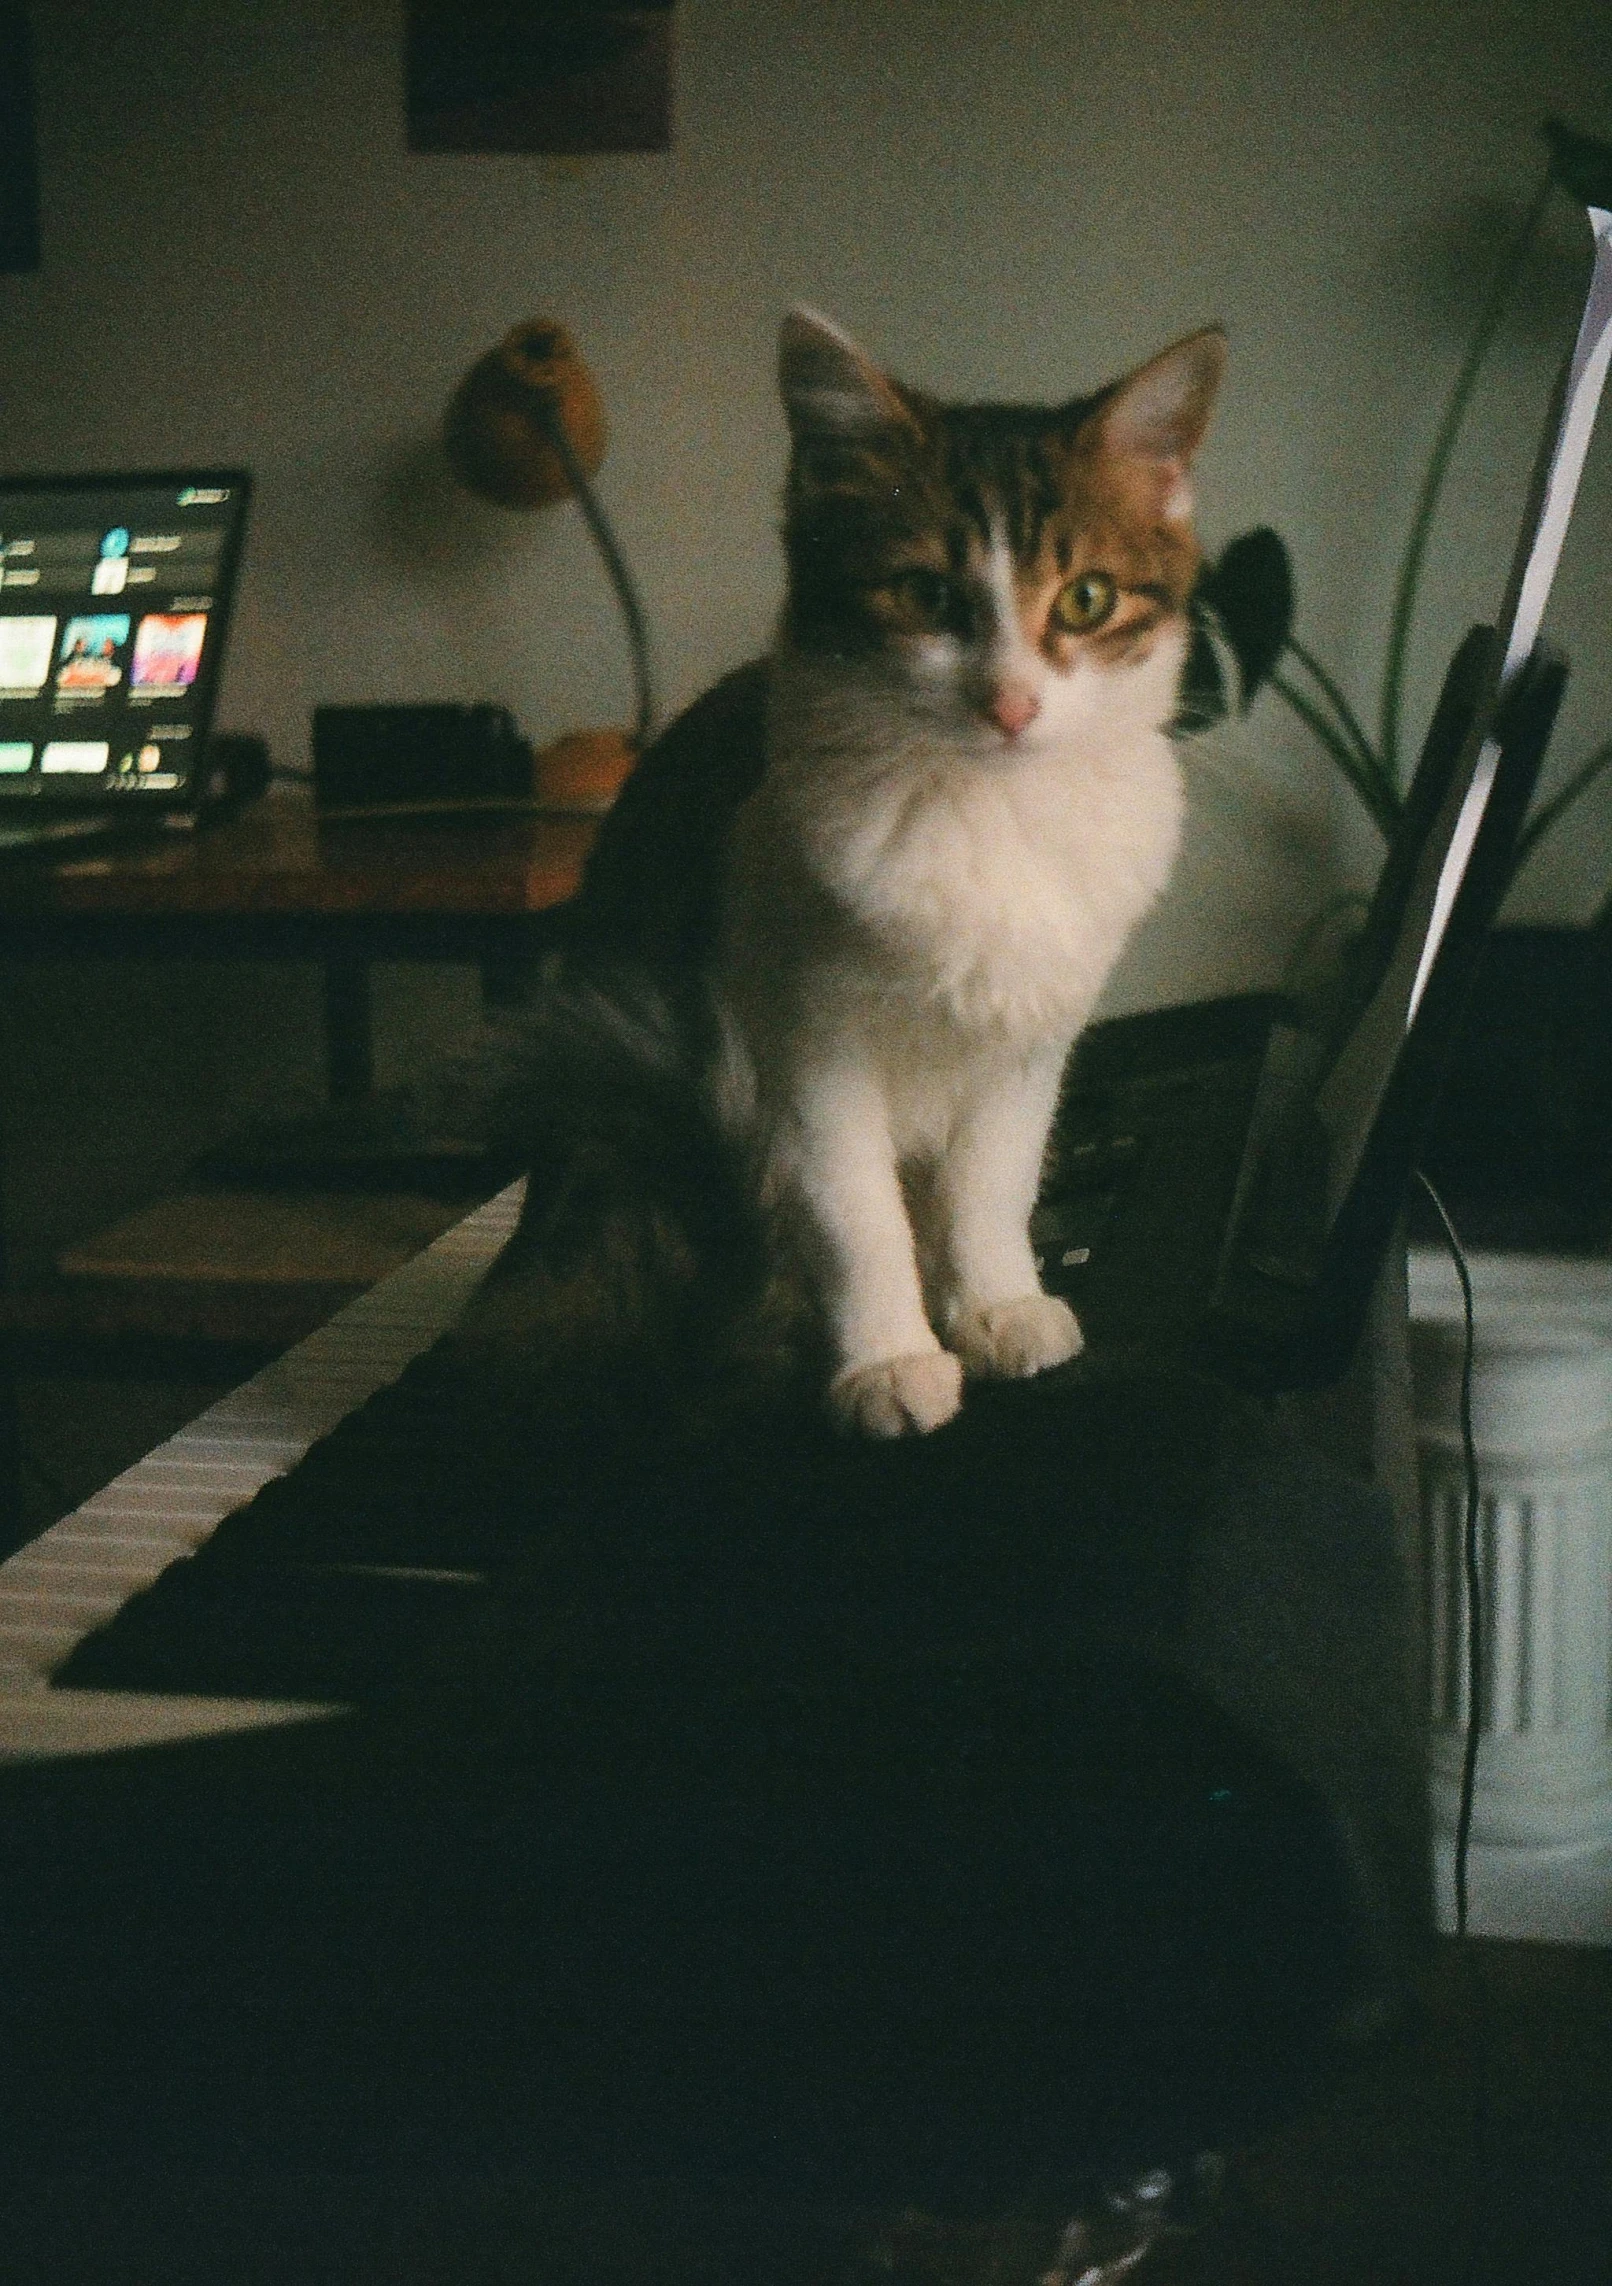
<box><xmin>442</xmin><ymin>318</ymin><xmax>607</xmax><ymax>510</ymax></box>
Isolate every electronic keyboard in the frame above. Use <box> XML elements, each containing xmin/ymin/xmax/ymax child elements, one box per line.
<box><xmin>0</xmin><ymin>1172</ymin><xmax>1373</xmax><ymax>2201</ymax></box>
<box><xmin>0</xmin><ymin>1181</ymin><xmax>525</xmax><ymax>1761</ymax></box>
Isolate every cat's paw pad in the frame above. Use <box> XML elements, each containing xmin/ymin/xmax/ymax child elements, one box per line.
<box><xmin>828</xmin><ymin>1350</ymin><xmax>964</xmax><ymax>1438</ymax></box>
<box><xmin>950</xmin><ymin>1292</ymin><xmax>1083</xmax><ymax>1379</ymax></box>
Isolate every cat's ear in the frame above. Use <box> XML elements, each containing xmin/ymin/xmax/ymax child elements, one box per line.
<box><xmin>779</xmin><ymin>307</ymin><xmax>917</xmax><ymax>444</ymax></box>
<box><xmin>1087</xmin><ymin>327</ymin><xmax>1226</xmax><ymax>524</ymax></box>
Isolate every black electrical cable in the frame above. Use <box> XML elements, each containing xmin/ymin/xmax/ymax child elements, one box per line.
<box><xmin>1415</xmin><ymin>1169</ymin><xmax>1483</xmax><ymax>1938</ymax></box>
<box><xmin>532</xmin><ymin>398</ymin><xmax>656</xmax><ymax>752</ymax></box>
<box><xmin>1414</xmin><ymin>1172</ymin><xmax>1495</xmax><ymax>2280</ymax></box>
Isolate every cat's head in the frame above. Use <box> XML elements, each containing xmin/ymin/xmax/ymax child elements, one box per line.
<box><xmin>777</xmin><ymin>308</ymin><xmax>1224</xmax><ymax>757</ymax></box>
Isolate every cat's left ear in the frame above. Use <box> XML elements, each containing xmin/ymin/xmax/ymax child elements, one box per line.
<box><xmin>1087</xmin><ymin>327</ymin><xmax>1226</xmax><ymax>525</ymax></box>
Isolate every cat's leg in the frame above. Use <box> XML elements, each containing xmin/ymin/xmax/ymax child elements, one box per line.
<box><xmin>774</xmin><ymin>1060</ymin><xmax>964</xmax><ymax>1437</ymax></box>
<box><xmin>932</xmin><ymin>1047</ymin><xmax>1083</xmax><ymax>1380</ymax></box>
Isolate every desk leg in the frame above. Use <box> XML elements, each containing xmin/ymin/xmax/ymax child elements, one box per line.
<box><xmin>0</xmin><ymin>1148</ymin><xmax>22</xmax><ymax>1548</ymax></box>
<box><xmin>323</xmin><ymin>957</ymin><xmax>374</xmax><ymax>1102</ymax></box>
<box><xmin>0</xmin><ymin>1346</ymin><xmax>21</xmax><ymax>1549</ymax></box>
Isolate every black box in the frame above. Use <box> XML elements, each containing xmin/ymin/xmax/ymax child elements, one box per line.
<box><xmin>312</xmin><ymin>704</ymin><xmax>533</xmax><ymax>810</ymax></box>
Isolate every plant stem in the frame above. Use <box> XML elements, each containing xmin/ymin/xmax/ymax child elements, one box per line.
<box><xmin>1513</xmin><ymin>736</ymin><xmax>1612</xmax><ymax>871</ymax></box>
<box><xmin>1285</xmin><ymin>635</ymin><xmax>1389</xmax><ymax>785</ymax></box>
<box><xmin>1272</xmin><ymin>671</ymin><xmax>1401</xmax><ymax>837</ymax></box>
<box><xmin>1378</xmin><ymin>163</ymin><xmax>1555</xmax><ymax>784</ymax></box>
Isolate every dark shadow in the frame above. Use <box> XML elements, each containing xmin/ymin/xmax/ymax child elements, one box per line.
<box><xmin>369</xmin><ymin>433</ymin><xmax>539</xmax><ymax>595</ymax></box>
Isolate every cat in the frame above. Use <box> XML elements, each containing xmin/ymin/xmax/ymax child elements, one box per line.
<box><xmin>446</xmin><ymin>310</ymin><xmax>1421</xmax><ymax>2228</ymax></box>
<box><xmin>492</xmin><ymin>307</ymin><xmax>1225</xmax><ymax>1438</ymax></box>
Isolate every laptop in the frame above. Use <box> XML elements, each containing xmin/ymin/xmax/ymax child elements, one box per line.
<box><xmin>1035</xmin><ymin>198</ymin><xmax>1612</xmax><ymax>1396</ymax></box>
<box><xmin>0</xmin><ymin>467</ymin><xmax>251</xmax><ymax>853</ymax></box>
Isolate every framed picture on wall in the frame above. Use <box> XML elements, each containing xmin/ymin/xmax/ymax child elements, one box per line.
<box><xmin>406</xmin><ymin>1</ymin><xmax>674</xmax><ymax>155</ymax></box>
<box><xmin>0</xmin><ymin>3</ymin><xmax>40</xmax><ymax>273</ymax></box>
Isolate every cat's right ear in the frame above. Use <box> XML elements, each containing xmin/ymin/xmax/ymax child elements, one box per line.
<box><xmin>1086</xmin><ymin>327</ymin><xmax>1227</xmax><ymax>525</ymax></box>
<box><xmin>778</xmin><ymin>308</ymin><xmax>917</xmax><ymax>444</ymax></box>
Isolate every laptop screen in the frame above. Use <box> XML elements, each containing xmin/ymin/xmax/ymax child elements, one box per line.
<box><xmin>0</xmin><ymin>470</ymin><xmax>250</xmax><ymax>810</ymax></box>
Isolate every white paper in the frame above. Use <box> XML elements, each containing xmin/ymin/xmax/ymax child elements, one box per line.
<box><xmin>1312</xmin><ymin>201</ymin><xmax>1612</xmax><ymax>1219</ymax></box>
<box><xmin>1407</xmin><ymin>204</ymin><xmax>1612</xmax><ymax>1028</ymax></box>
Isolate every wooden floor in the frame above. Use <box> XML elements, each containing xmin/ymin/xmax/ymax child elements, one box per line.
<box><xmin>5</xmin><ymin>1939</ymin><xmax>1607</xmax><ymax>2285</ymax></box>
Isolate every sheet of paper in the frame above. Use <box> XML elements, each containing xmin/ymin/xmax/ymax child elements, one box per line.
<box><xmin>1407</xmin><ymin>203</ymin><xmax>1612</xmax><ymax>1027</ymax></box>
<box><xmin>1309</xmin><ymin>200</ymin><xmax>1612</xmax><ymax>1218</ymax></box>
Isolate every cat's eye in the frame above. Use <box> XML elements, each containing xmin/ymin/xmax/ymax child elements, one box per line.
<box><xmin>1052</xmin><ymin>572</ymin><xmax>1119</xmax><ymax>633</ymax></box>
<box><xmin>888</xmin><ymin>568</ymin><xmax>958</xmax><ymax>626</ymax></box>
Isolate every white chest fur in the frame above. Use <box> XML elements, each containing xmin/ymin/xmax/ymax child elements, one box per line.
<box><xmin>718</xmin><ymin>671</ymin><xmax>1184</xmax><ymax>1056</ymax></box>
<box><xmin>704</xmin><ymin>645</ymin><xmax>1186</xmax><ymax>1436</ymax></box>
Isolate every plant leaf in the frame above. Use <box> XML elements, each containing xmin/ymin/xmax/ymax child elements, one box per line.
<box><xmin>1543</xmin><ymin>117</ymin><xmax>1612</xmax><ymax>209</ymax></box>
<box><xmin>1271</xmin><ymin>671</ymin><xmax>1401</xmax><ymax>838</ymax></box>
<box><xmin>1197</xmin><ymin>527</ymin><xmax>1294</xmax><ymax>701</ymax></box>
<box><xmin>1515</xmin><ymin>735</ymin><xmax>1612</xmax><ymax>869</ymax></box>
<box><xmin>1284</xmin><ymin>635</ymin><xmax>1385</xmax><ymax>787</ymax></box>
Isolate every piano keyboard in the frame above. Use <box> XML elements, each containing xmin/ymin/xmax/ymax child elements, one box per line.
<box><xmin>0</xmin><ymin>1180</ymin><xmax>525</xmax><ymax>1762</ymax></box>
<box><xmin>0</xmin><ymin>1170</ymin><xmax>1366</xmax><ymax>2190</ymax></box>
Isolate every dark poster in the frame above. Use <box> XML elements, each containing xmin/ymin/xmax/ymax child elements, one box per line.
<box><xmin>0</xmin><ymin>3</ymin><xmax>40</xmax><ymax>272</ymax></box>
<box><xmin>406</xmin><ymin>2</ymin><xmax>674</xmax><ymax>155</ymax></box>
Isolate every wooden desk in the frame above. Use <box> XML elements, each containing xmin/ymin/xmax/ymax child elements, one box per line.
<box><xmin>0</xmin><ymin>803</ymin><xmax>598</xmax><ymax>1537</ymax></box>
<box><xmin>0</xmin><ymin>798</ymin><xmax>599</xmax><ymax>1094</ymax></box>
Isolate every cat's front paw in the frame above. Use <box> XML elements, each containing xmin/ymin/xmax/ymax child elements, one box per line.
<box><xmin>828</xmin><ymin>1349</ymin><xmax>964</xmax><ymax>1438</ymax></box>
<box><xmin>949</xmin><ymin>1292</ymin><xmax>1083</xmax><ymax>1380</ymax></box>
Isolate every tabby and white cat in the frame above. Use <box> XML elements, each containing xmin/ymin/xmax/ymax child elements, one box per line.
<box><xmin>460</xmin><ymin>308</ymin><xmax>1421</xmax><ymax>2099</ymax></box>
<box><xmin>491</xmin><ymin>309</ymin><xmax>1224</xmax><ymax>1436</ymax></box>
<box><xmin>717</xmin><ymin>309</ymin><xmax>1222</xmax><ymax>1433</ymax></box>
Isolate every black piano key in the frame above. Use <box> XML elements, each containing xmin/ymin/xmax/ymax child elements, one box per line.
<box><xmin>55</xmin><ymin>1548</ymin><xmax>510</xmax><ymax>1699</ymax></box>
<box><xmin>50</xmin><ymin>1334</ymin><xmax>562</xmax><ymax>1696</ymax></box>
<box><xmin>48</xmin><ymin>1305</ymin><xmax>686</xmax><ymax>1700</ymax></box>
<box><xmin>51</xmin><ymin>1296</ymin><xmax>1204</xmax><ymax>1713</ymax></box>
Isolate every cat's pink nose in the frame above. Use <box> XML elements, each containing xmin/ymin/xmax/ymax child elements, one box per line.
<box><xmin>987</xmin><ymin>685</ymin><xmax>1040</xmax><ymax>737</ymax></box>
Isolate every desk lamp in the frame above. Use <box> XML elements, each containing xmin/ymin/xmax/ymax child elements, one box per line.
<box><xmin>443</xmin><ymin>317</ymin><xmax>651</xmax><ymax>809</ymax></box>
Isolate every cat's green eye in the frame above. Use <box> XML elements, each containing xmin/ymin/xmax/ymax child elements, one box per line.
<box><xmin>1052</xmin><ymin>572</ymin><xmax>1119</xmax><ymax>633</ymax></box>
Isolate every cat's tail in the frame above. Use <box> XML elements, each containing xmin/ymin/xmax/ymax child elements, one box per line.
<box><xmin>446</xmin><ymin>956</ymin><xmax>783</xmax><ymax>1424</ymax></box>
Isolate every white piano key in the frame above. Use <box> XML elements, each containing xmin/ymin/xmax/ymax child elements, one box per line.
<box><xmin>0</xmin><ymin>1581</ymin><xmax>144</xmax><ymax>1620</ymax></box>
<box><xmin>21</xmin><ymin>1524</ymin><xmax>186</xmax><ymax>1553</ymax></box>
<box><xmin>0</xmin><ymin>1556</ymin><xmax>178</xmax><ymax>1594</ymax></box>
<box><xmin>0</xmin><ymin>1622</ymin><xmax>96</xmax><ymax>1675</ymax></box>
<box><xmin>0</xmin><ymin>1688</ymin><xmax>345</xmax><ymax>1759</ymax></box>
<box><xmin>75</xmin><ymin>1486</ymin><xmax>249</xmax><ymax>1521</ymax></box>
<box><xmin>0</xmin><ymin>1591</ymin><xmax>145</xmax><ymax>1645</ymax></box>
<box><xmin>122</xmin><ymin>1465</ymin><xmax>292</xmax><ymax>1498</ymax></box>
<box><xmin>128</xmin><ymin>1439</ymin><xmax>291</xmax><ymax>1465</ymax></box>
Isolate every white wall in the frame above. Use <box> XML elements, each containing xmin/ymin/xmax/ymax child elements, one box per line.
<box><xmin>3</xmin><ymin>0</ymin><xmax>1610</xmax><ymax>1008</ymax></box>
